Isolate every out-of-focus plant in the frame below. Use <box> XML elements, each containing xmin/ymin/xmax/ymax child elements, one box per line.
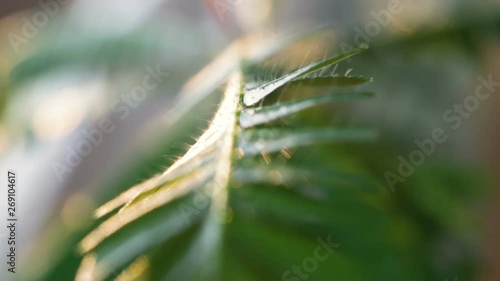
<box><xmin>4</xmin><ymin>1</ymin><xmax>493</xmax><ymax>280</ymax></box>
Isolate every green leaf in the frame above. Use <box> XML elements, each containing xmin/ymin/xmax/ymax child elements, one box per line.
<box><xmin>238</xmin><ymin>127</ymin><xmax>378</xmax><ymax>155</ymax></box>
<box><xmin>78</xmin><ymin>193</ymin><xmax>206</xmax><ymax>280</ymax></box>
<box><xmin>289</xmin><ymin>75</ymin><xmax>372</xmax><ymax>87</ymax></box>
<box><xmin>243</xmin><ymin>46</ymin><xmax>368</xmax><ymax>106</ymax></box>
<box><xmin>75</xmin><ymin>35</ymin><xmax>379</xmax><ymax>281</ymax></box>
<box><xmin>81</xmin><ymin>73</ymin><xmax>242</xmax><ymax>249</ymax></box>
<box><xmin>239</xmin><ymin>91</ymin><xmax>374</xmax><ymax>128</ymax></box>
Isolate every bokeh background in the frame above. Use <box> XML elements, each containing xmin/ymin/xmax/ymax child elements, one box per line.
<box><xmin>0</xmin><ymin>0</ymin><xmax>498</xmax><ymax>280</ymax></box>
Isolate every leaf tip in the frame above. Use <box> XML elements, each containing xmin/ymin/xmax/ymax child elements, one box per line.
<box><xmin>243</xmin><ymin>92</ymin><xmax>257</xmax><ymax>106</ymax></box>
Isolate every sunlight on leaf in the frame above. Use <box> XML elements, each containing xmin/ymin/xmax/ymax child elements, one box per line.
<box><xmin>238</xmin><ymin>127</ymin><xmax>378</xmax><ymax>155</ymax></box>
<box><xmin>239</xmin><ymin>91</ymin><xmax>374</xmax><ymax>128</ymax></box>
<box><xmin>289</xmin><ymin>75</ymin><xmax>372</xmax><ymax>87</ymax></box>
<box><xmin>77</xmin><ymin>74</ymin><xmax>243</xmax><ymax>280</ymax></box>
<box><xmin>243</xmin><ymin>46</ymin><xmax>368</xmax><ymax>106</ymax></box>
